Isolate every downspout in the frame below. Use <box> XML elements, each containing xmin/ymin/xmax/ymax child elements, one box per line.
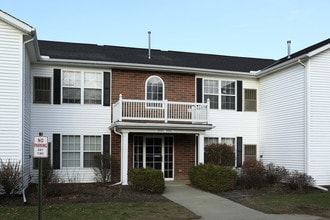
<box><xmin>110</xmin><ymin>126</ymin><xmax>122</xmax><ymax>186</ymax></box>
<box><xmin>298</xmin><ymin>59</ymin><xmax>309</xmax><ymax>175</ymax></box>
<box><xmin>21</xmin><ymin>36</ymin><xmax>36</xmax><ymax>204</ymax></box>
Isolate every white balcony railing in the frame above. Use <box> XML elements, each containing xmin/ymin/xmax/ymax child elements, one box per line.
<box><xmin>113</xmin><ymin>94</ymin><xmax>210</xmax><ymax>124</ymax></box>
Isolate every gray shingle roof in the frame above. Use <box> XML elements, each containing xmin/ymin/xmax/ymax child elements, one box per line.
<box><xmin>38</xmin><ymin>40</ymin><xmax>275</xmax><ymax>72</ymax></box>
<box><xmin>262</xmin><ymin>38</ymin><xmax>330</xmax><ymax>70</ymax></box>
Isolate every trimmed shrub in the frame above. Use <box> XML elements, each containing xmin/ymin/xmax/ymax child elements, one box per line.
<box><xmin>188</xmin><ymin>164</ymin><xmax>236</xmax><ymax>193</ymax></box>
<box><xmin>239</xmin><ymin>160</ymin><xmax>266</xmax><ymax>189</ymax></box>
<box><xmin>0</xmin><ymin>159</ymin><xmax>22</xmax><ymax>195</ymax></box>
<box><xmin>264</xmin><ymin>163</ymin><xmax>288</xmax><ymax>184</ymax></box>
<box><xmin>128</xmin><ymin>167</ymin><xmax>165</xmax><ymax>193</ymax></box>
<box><xmin>204</xmin><ymin>144</ymin><xmax>235</xmax><ymax>166</ymax></box>
<box><xmin>286</xmin><ymin>170</ymin><xmax>315</xmax><ymax>192</ymax></box>
<box><xmin>93</xmin><ymin>154</ymin><xmax>113</xmax><ymax>183</ymax></box>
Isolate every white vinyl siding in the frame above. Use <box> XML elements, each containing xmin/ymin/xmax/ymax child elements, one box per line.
<box><xmin>31</xmin><ymin>65</ymin><xmax>111</xmax><ymax>183</ymax></box>
<box><xmin>203</xmin><ymin>77</ymin><xmax>259</xmax><ymax>146</ymax></box>
<box><xmin>308</xmin><ymin>49</ymin><xmax>330</xmax><ymax>185</ymax></box>
<box><xmin>0</xmin><ymin>20</ymin><xmax>23</xmax><ymax>162</ymax></box>
<box><xmin>259</xmin><ymin>64</ymin><xmax>305</xmax><ymax>172</ymax></box>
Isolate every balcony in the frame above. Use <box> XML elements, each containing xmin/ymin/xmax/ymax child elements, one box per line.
<box><xmin>112</xmin><ymin>94</ymin><xmax>210</xmax><ymax>124</ymax></box>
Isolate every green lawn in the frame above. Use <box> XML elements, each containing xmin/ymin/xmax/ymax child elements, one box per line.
<box><xmin>237</xmin><ymin>191</ymin><xmax>330</xmax><ymax>218</ymax></box>
<box><xmin>0</xmin><ymin>201</ymin><xmax>200</xmax><ymax>220</ymax></box>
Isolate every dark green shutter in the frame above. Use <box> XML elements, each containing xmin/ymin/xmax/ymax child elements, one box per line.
<box><xmin>103</xmin><ymin>72</ymin><xmax>110</xmax><ymax>106</ymax></box>
<box><xmin>196</xmin><ymin>78</ymin><xmax>203</xmax><ymax>103</ymax></box>
<box><xmin>237</xmin><ymin>137</ymin><xmax>243</xmax><ymax>167</ymax></box>
<box><xmin>103</xmin><ymin>134</ymin><xmax>110</xmax><ymax>154</ymax></box>
<box><xmin>53</xmin><ymin>69</ymin><xmax>61</xmax><ymax>104</ymax></box>
<box><xmin>53</xmin><ymin>134</ymin><xmax>61</xmax><ymax>169</ymax></box>
<box><xmin>237</xmin><ymin>80</ymin><xmax>242</xmax><ymax>111</ymax></box>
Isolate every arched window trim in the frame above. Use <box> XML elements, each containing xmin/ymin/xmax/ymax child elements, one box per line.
<box><xmin>145</xmin><ymin>75</ymin><xmax>165</xmax><ymax>101</ymax></box>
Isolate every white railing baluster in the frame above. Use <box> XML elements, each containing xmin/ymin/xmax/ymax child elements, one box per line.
<box><xmin>112</xmin><ymin>97</ymin><xmax>209</xmax><ymax>124</ymax></box>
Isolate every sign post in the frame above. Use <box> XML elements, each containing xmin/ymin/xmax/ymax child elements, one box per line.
<box><xmin>33</xmin><ymin>132</ymin><xmax>48</xmax><ymax>220</ymax></box>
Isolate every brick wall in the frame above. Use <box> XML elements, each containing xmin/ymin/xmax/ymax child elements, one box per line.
<box><xmin>110</xmin><ymin>69</ymin><xmax>197</xmax><ymax>182</ymax></box>
<box><xmin>111</xmin><ymin>70</ymin><xmax>195</xmax><ymax>103</ymax></box>
<box><xmin>174</xmin><ymin>134</ymin><xmax>196</xmax><ymax>180</ymax></box>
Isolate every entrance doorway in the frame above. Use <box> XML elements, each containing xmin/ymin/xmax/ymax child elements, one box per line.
<box><xmin>133</xmin><ymin>136</ymin><xmax>174</xmax><ymax>180</ymax></box>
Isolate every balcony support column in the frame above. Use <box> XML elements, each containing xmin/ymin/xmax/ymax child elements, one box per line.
<box><xmin>198</xmin><ymin>132</ymin><xmax>205</xmax><ymax>164</ymax></box>
<box><xmin>121</xmin><ymin>131</ymin><xmax>129</xmax><ymax>185</ymax></box>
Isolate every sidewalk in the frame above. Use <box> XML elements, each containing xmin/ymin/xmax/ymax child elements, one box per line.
<box><xmin>163</xmin><ymin>181</ymin><xmax>322</xmax><ymax>220</ymax></box>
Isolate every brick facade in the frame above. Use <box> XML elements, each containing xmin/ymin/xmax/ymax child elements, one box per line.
<box><xmin>111</xmin><ymin>69</ymin><xmax>195</xmax><ymax>103</ymax></box>
<box><xmin>110</xmin><ymin>69</ymin><xmax>197</xmax><ymax>182</ymax></box>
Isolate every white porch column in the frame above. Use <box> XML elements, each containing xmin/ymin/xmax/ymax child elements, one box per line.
<box><xmin>198</xmin><ymin>132</ymin><xmax>205</xmax><ymax>164</ymax></box>
<box><xmin>121</xmin><ymin>131</ymin><xmax>129</xmax><ymax>185</ymax></box>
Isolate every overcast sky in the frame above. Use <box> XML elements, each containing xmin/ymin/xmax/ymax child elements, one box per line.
<box><xmin>1</xmin><ymin>0</ymin><xmax>329</xmax><ymax>59</ymax></box>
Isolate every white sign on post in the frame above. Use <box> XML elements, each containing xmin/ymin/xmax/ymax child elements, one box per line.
<box><xmin>33</xmin><ymin>136</ymin><xmax>48</xmax><ymax>158</ymax></box>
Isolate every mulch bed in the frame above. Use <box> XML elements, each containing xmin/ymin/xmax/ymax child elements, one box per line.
<box><xmin>0</xmin><ymin>183</ymin><xmax>168</xmax><ymax>207</ymax></box>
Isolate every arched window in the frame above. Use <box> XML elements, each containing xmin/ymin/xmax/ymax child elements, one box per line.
<box><xmin>145</xmin><ymin>76</ymin><xmax>164</xmax><ymax>101</ymax></box>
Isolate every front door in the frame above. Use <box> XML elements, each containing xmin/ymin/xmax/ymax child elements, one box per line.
<box><xmin>134</xmin><ymin>136</ymin><xmax>174</xmax><ymax>180</ymax></box>
<box><xmin>146</xmin><ymin>137</ymin><xmax>162</xmax><ymax>170</ymax></box>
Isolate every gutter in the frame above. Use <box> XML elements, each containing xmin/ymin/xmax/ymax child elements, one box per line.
<box><xmin>37</xmin><ymin>58</ymin><xmax>258</xmax><ymax>78</ymax></box>
<box><xmin>257</xmin><ymin>54</ymin><xmax>309</xmax><ymax>77</ymax></box>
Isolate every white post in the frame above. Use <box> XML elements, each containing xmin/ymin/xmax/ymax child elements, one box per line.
<box><xmin>121</xmin><ymin>131</ymin><xmax>129</xmax><ymax>185</ymax></box>
<box><xmin>206</xmin><ymin>98</ymin><xmax>210</xmax><ymax>123</ymax></box>
<box><xmin>198</xmin><ymin>133</ymin><xmax>205</xmax><ymax>164</ymax></box>
<box><xmin>119</xmin><ymin>94</ymin><xmax>123</xmax><ymax>122</ymax></box>
<box><xmin>164</xmin><ymin>100</ymin><xmax>168</xmax><ymax>123</ymax></box>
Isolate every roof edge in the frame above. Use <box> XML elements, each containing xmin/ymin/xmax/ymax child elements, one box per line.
<box><xmin>0</xmin><ymin>9</ymin><xmax>35</xmax><ymax>35</ymax></box>
<box><xmin>38</xmin><ymin>57</ymin><xmax>259</xmax><ymax>78</ymax></box>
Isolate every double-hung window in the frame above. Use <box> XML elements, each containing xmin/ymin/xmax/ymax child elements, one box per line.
<box><xmin>61</xmin><ymin>135</ymin><xmax>102</xmax><ymax>168</ymax></box>
<box><xmin>62</xmin><ymin>135</ymin><xmax>80</xmax><ymax>167</ymax></box>
<box><xmin>84</xmin><ymin>72</ymin><xmax>102</xmax><ymax>104</ymax></box>
<box><xmin>204</xmin><ymin>79</ymin><xmax>219</xmax><ymax>109</ymax></box>
<box><xmin>83</xmin><ymin>136</ymin><xmax>102</xmax><ymax>167</ymax></box>
<box><xmin>63</xmin><ymin>71</ymin><xmax>81</xmax><ymax>103</ymax></box>
<box><xmin>204</xmin><ymin>137</ymin><xmax>219</xmax><ymax>147</ymax></box>
<box><xmin>62</xmin><ymin>70</ymin><xmax>102</xmax><ymax>104</ymax></box>
<box><xmin>221</xmin><ymin>81</ymin><xmax>236</xmax><ymax>110</ymax></box>
<box><xmin>221</xmin><ymin>137</ymin><xmax>235</xmax><ymax>147</ymax></box>
<box><xmin>203</xmin><ymin>79</ymin><xmax>236</xmax><ymax>110</ymax></box>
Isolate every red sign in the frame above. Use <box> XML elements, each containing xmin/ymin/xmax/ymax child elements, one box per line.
<box><xmin>33</xmin><ymin>136</ymin><xmax>48</xmax><ymax>158</ymax></box>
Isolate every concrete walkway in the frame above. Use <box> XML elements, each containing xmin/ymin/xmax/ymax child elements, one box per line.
<box><xmin>163</xmin><ymin>182</ymin><xmax>323</xmax><ymax>220</ymax></box>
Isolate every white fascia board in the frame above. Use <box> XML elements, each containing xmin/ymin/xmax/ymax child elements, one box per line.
<box><xmin>0</xmin><ymin>10</ymin><xmax>35</xmax><ymax>35</ymax></box>
<box><xmin>307</xmin><ymin>44</ymin><xmax>330</xmax><ymax>57</ymax></box>
<box><xmin>110</xmin><ymin>122</ymin><xmax>214</xmax><ymax>134</ymax></box>
<box><xmin>257</xmin><ymin>54</ymin><xmax>309</xmax><ymax>77</ymax></box>
<box><xmin>38</xmin><ymin>58</ymin><xmax>257</xmax><ymax>78</ymax></box>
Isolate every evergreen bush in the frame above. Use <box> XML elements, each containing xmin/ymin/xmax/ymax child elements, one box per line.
<box><xmin>128</xmin><ymin>167</ymin><xmax>165</xmax><ymax>193</ymax></box>
<box><xmin>188</xmin><ymin>164</ymin><xmax>236</xmax><ymax>193</ymax></box>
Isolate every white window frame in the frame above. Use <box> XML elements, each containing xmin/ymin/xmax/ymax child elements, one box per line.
<box><xmin>61</xmin><ymin>135</ymin><xmax>102</xmax><ymax>168</ymax></box>
<box><xmin>221</xmin><ymin>80</ymin><xmax>236</xmax><ymax>110</ymax></box>
<box><xmin>203</xmin><ymin>79</ymin><xmax>219</xmax><ymax>109</ymax></box>
<box><xmin>84</xmin><ymin>72</ymin><xmax>102</xmax><ymax>104</ymax></box>
<box><xmin>204</xmin><ymin>137</ymin><xmax>219</xmax><ymax>147</ymax></box>
<box><xmin>221</xmin><ymin>137</ymin><xmax>236</xmax><ymax>166</ymax></box>
<box><xmin>62</xmin><ymin>70</ymin><xmax>103</xmax><ymax>105</ymax></box>
<box><xmin>202</xmin><ymin>79</ymin><xmax>237</xmax><ymax>110</ymax></box>
<box><xmin>145</xmin><ymin>75</ymin><xmax>165</xmax><ymax>108</ymax></box>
